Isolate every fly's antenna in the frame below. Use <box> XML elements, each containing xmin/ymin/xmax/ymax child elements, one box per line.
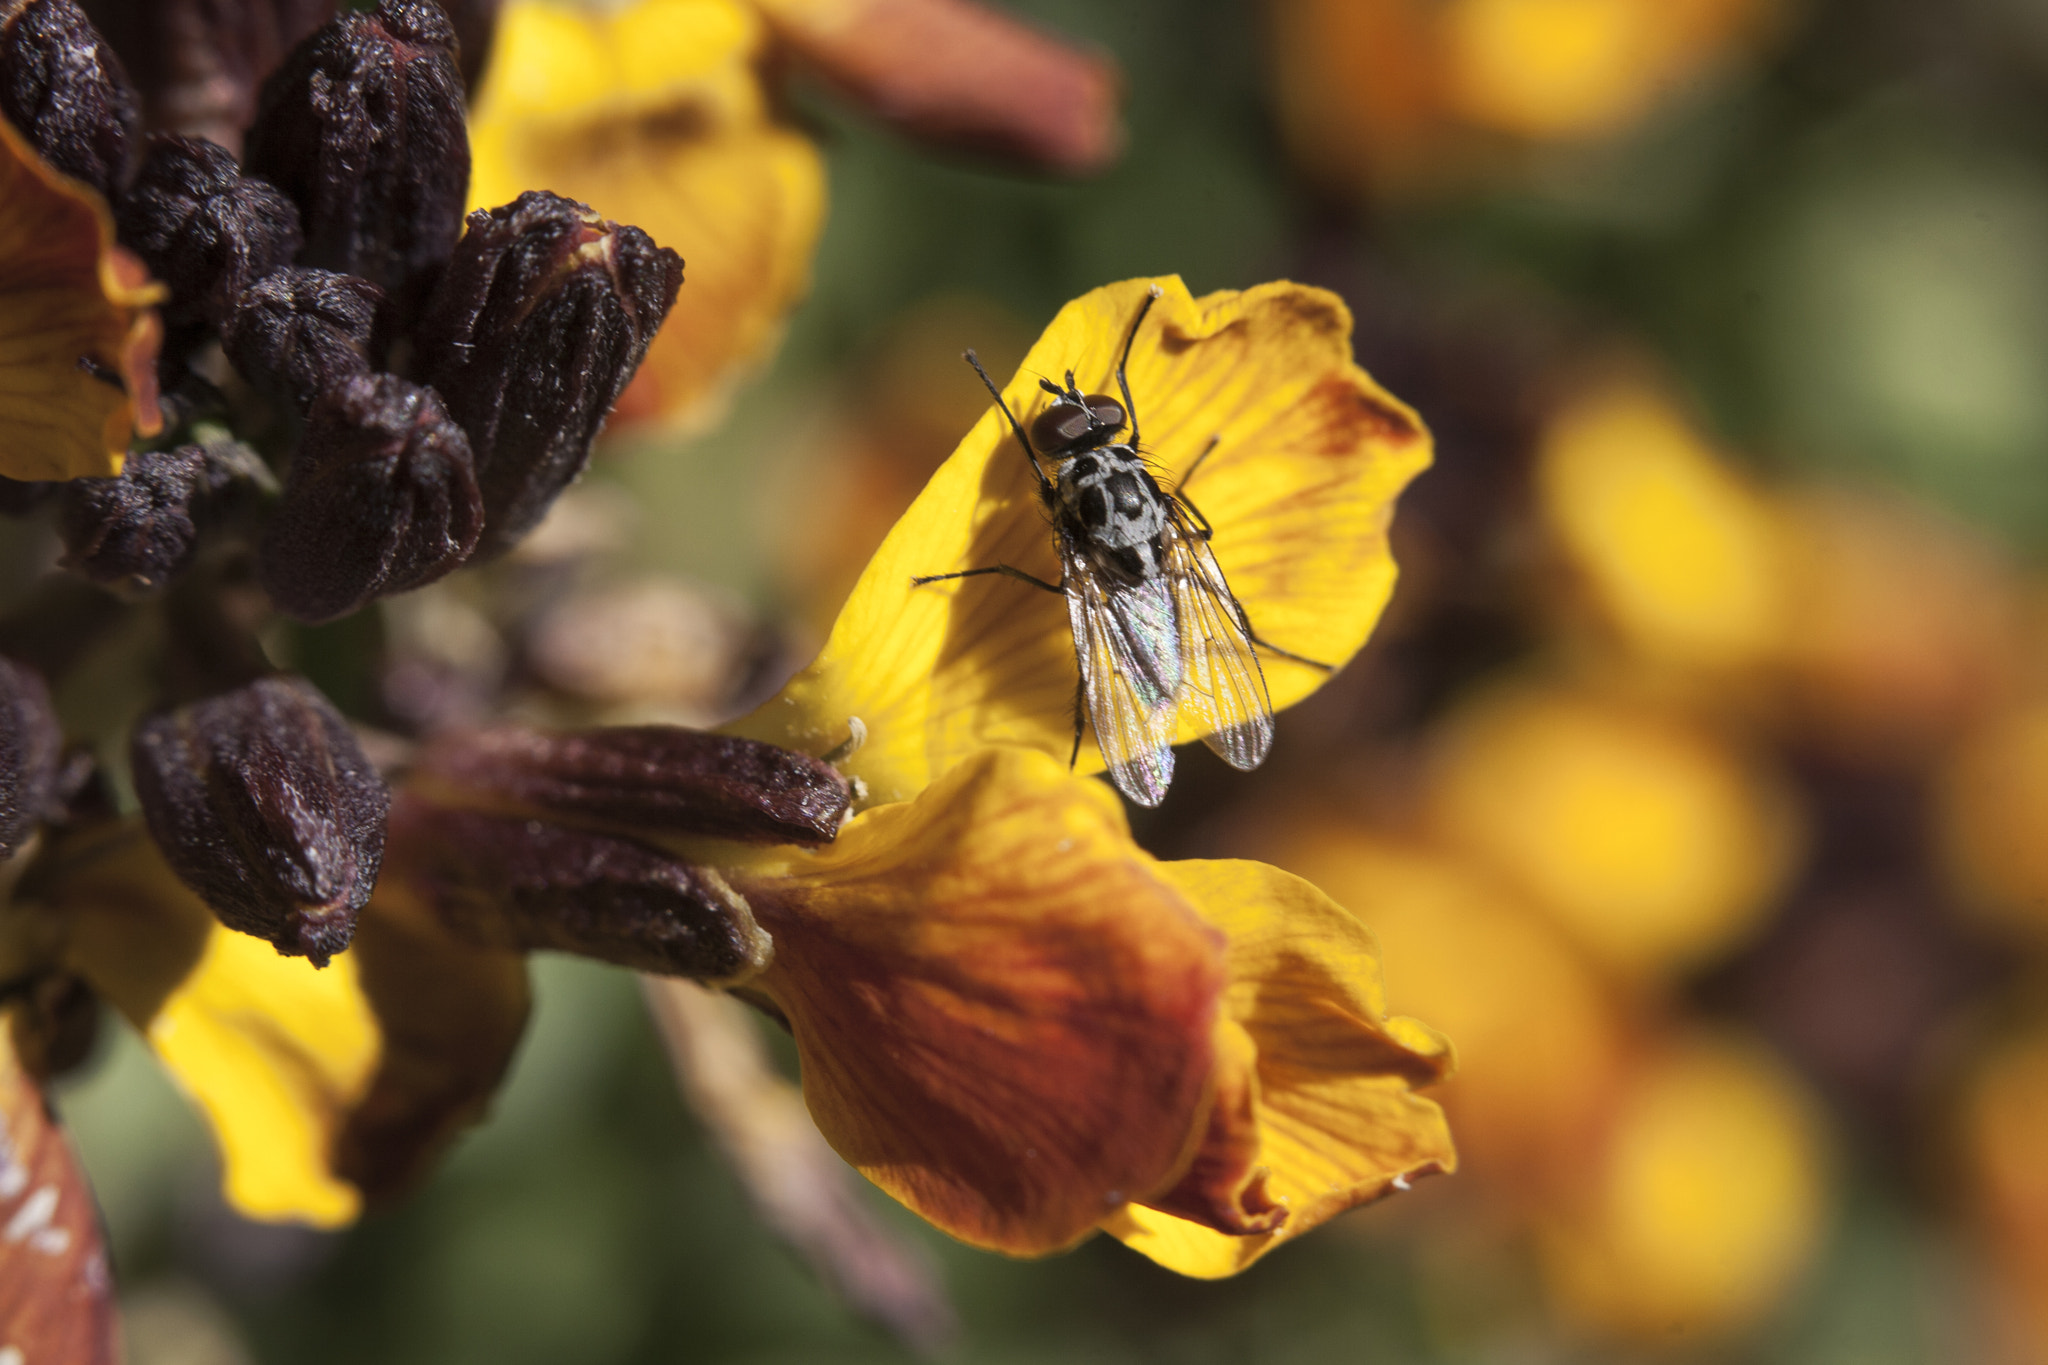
<box><xmin>1116</xmin><ymin>285</ymin><xmax>1162</xmax><ymax>451</ymax></box>
<box><xmin>966</xmin><ymin>349</ymin><xmax>1053</xmax><ymax>497</ymax></box>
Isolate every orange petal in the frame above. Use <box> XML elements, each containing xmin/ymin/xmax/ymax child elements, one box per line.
<box><xmin>751</xmin><ymin>0</ymin><xmax>1122</xmax><ymax>174</ymax></box>
<box><xmin>468</xmin><ymin>0</ymin><xmax>826</xmax><ymax>431</ymax></box>
<box><xmin>0</xmin><ymin>1024</ymin><xmax>118</xmax><ymax>1365</ymax></box>
<box><xmin>729</xmin><ymin>275</ymin><xmax>1431</xmax><ymax>806</ymax></box>
<box><xmin>742</xmin><ymin>747</ymin><xmax>1228</xmax><ymax>1255</ymax></box>
<box><xmin>0</xmin><ymin>117</ymin><xmax>165</xmax><ymax>481</ymax></box>
<box><xmin>1105</xmin><ymin>859</ymin><xmax>1456</xmax><ymax>1277</ymax></box>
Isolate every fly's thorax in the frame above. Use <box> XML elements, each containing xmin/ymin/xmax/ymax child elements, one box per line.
<box><xmin>1055</xmin><ymin>444</ymin><xmax>1169</xmax><ymax>583</ymax></box>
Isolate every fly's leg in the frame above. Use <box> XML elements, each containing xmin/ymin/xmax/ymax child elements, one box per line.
<box><xmin>911</xmin><ymin>564</ymin><xmax>1066</xmax><ymax>593</ymax></box>
<box><xmin>1174</xmin><ymin>436</ymin><xmax>1223</xmax><ymax>541</ymax></box>
<box><xmin>1115</xmin><ymin>286</ymin><xmax>1162</xmax><ymax>452</ymax></box>
<box><xmin>965</xmin><ymin>350</ymin><xmax>1055</xmax><ymax>504</ymax></box>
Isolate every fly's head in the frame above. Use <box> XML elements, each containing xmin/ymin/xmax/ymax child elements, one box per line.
<box><xmin>1031</xmin><ymin>370</ymin><xmax>1126</xmax><ymax>458</ymax></box>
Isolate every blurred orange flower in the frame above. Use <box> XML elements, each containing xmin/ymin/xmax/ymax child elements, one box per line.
<box><xmin>1961</xmin><ymin>1021</ymin><xmax>2048</xmax><ymax>1364</ymax></box>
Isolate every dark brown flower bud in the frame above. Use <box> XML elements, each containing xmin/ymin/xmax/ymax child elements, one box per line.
<box><xmin>243</xmin><ymin>0</ymin><xmax>468</xmax><ymax>318</ymax></box>
<box><xmin>416</xmin><ymin>726</ymin><xmax>851</xmax><ymax>847</ymax></box>
<box><xmin>114</xmin><ymin>135</ymin><xmax>302</xmax><ymax>332</ymax></box>
<box><xmin>385</xmin><ymin>792</ymin><xmax>772</xmax><ymax>981</ymax></box>
<box><xmin>0</xmin><ymin>477</ymin><xmax>56</xmax><ymax>516</ymax></box>
<box><xmin>130</xmin><ymin>673</ymin><xmax>389</xmax><ymax>965</ymax></box>
<box><xmin>0</xmin><ymin>0</ymin><xmax>139</xmax><ymax>198</ymax></box>
<box><xmin>0</xmin><ymin>655</ymin><xmax>61</xmax><ymax>859</ymax></box>
<box><xmin>222</xmin><ymin>266</ymin><xmax>386</xmax><ymax>410</ymax></box>
<box><xmin>416</xmin><ymin>191</ymin><xmax>683</xmax><ymax>554</ymax></box>
<box><xmin>57</xmin><ymin>442</ymin><xmax>245</xmax><ymax>589</ymax></box>
<box><xmin>78</xmin><ymin>0</ymin><xmax>335</xmax><ymax>152</ymax></box>
<box><xmin>259</xmin><ymin>373</ymin><xmax>483</xmax><ymax>624</ymax></box>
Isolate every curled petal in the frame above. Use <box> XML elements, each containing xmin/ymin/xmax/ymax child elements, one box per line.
<box><xmin>0</xmin><ymin>115</ymin><xmax>164</xmax><ymax>481</ymax></box>
<box><xmin>467</xmin><ymin>0</ymin><xmax>825</xmax><ymax>430</ymax></box>
<box><xmin>730</xmin><ymin>276</ymin><xmax>1430</xmax><ymax>805</ymax></box>
<box><xmin>1104</xmin><ymin>859</ymin><xmax>1456</xmax><ymax>1278</ymax></box>
<box><xmin>751</xmin><ymin>0</ymin><xmax>1121</xmax><ymax>174</ymax></box>
<box><xmin>38</xmin><ymin>822</ymin><xmax>528</xmax><ymax>1223</ymax></box>
<box><xmin>741</xmin><ymin>747</ymin><xmax>1228</xmax><ymax>1255</ymax></box>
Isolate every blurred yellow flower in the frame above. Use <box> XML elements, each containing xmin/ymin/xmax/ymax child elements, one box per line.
<box><xmin>1425</xmin><ymin>680</ymin><xmax>1800</xmax><ymax>982</ymax></box>
<box><xmin>0</xmin><ymin>115</ymin><xmax>164</xmax><ymax>482</ymax></box>
<box><xmin>468</xmin><ymin>0</ymin><xmax>826</xmax><ymax>431</ymax></box>
<box><xmin>1534</xmin><ymin>1030</ymin><xmax>1827</xmax><ymax>1341</ymax></box>
<box><xmin>729</xmin><ymin>275</ymin><xmax>1432</xmax><ymax>806</ymax></box>
<box><xmin>1268</xmin><ymin>0</ymin><xmax>1777</xmax><ymax>196</ymax></box>
<box><xmin>1537</xmin><ymin>382</ymin><xmax>1787</xmax><ymax>678</ymax></box>
<box><xmin>1270</xmin><ymin>828</ymin><xmax>1626</xmax><ymax>1197</ymax></box>
<box><xmin>1960</xmin><ymin>1022</ymin><xmax>2048</xmax><ymax>1365</ymax></box>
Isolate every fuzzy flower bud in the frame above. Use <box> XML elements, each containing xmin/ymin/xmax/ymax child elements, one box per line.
<box><xmin>129</xmin><ymin>673</ymin><xmax>389</xmax><ymax>965</ymax></box>
<box><xmin>385</xmin><ymin>793</ymin><xmax>773</xmax><ymax>981</ymax></box>
<box><xmin>0</xmin><ymin>0</ymin><xmax>139</xmax><ymax>197</ymax></box>
<box><xmin>0</xmin><ymin>655</ymin><xmax>60</xmax><ymax>859</ymax></box>
<box><xmin>222</xmin><ymin>266</ymin><xmax>385</xmax><ymax>411</ymax></box>
<box><xmin>258</xmin><ymin>372</ymin><xmax>483</xmax><ymax>624</ymax></box>
<box><xmin>57</xmin><ymin>442</ymin><xmax>246</xmax><ymax>589</ymax></box>
<box><xmin>243</xmin><ymin>0</ymin><xmax>467</xmax><ymax>316</ymax></box>
<box><xmin>416</xmin><ymin>190</ymin><xmax>683</xmax><ymax>554</ymax></box>
<box><xmin>115</xmin><ymin>134</ymin><xmax>302</xmax><ymax>332</ymax></box>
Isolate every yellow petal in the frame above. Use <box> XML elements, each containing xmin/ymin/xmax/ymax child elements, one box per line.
<box><xmin>729</xmin><ymin>276</ymin><xmax>1431</xmax><ymax>805</ymax></box>
<box><xmin>468</xmin><ymin>0</ymin><xmax>826</xmax><ymax>431</ymax></box>
<box><xmin>40</xmin><ymin>823</ymin><xmax>529</xmax><ymax>1226</ymax></box>
<box><xmin>0</xmin><ymin>117</ymin><xmax>165</xmax><ymax>481</ymax></box>
<box><xmin>742</xmin><ymin>746</ymin><xmax>1229</xmax><ymax>1256</ymax></box>
<box><xmin>1105</xmin><ymin>859</ymin><xmax>1456</xmax><ymax>1278</ymax></box>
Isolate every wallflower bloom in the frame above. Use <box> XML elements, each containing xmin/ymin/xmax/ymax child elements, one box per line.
<box><xmin>0</xmin><ymin>115</ymin><xmax>163</xmax><ymax>481</ymax></box>
<box><xmin>728</xmin><ymin>274</ymin><xmax>1432</xmax><ymax>805</ymax></box>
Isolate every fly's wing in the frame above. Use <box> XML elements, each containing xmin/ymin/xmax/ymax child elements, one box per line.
<box><xmin>1162</xmin><ymin>513</ymin><xmax>1274</xmax><ymax>771</ymax></box>
<box><xmin>1062</xmin><ymin>545</ymin><xmax>1181</xmax><ymax>807</ymax></box>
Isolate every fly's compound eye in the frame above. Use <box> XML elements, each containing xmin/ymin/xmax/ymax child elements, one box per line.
<box><xmin>1082</xmin><ymin>394</ymin><xmax>1125</xmax><ymax>432</ymax></box>
<box><xmin>1032</xmin><ymin>400</ymin><xmax>1098</xmax><ymax>453</ymax></box>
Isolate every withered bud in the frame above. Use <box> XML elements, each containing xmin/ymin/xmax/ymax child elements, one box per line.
<box><xmin>115</xmin><ymin>135</ymin><xmax>302</xmax><ymax>332</ymax></box>
<box><xmin>57</xmin><ymin>442</ymin><xmax>244</xmax><ymax>589</ymax></box>
<box><xmin>243</xmin><ymin>0</ymin><xmax>468</xmax><ymax>315</ymax></box>
<box><xmin>0</xmin><ymin>655</ymin><xmax>61</xmax><ymax>859</ymax></box>
<box><xmin>386</xmin><ymin>793</ymin><xmax>772</xmax><ymax>981</ymax></box>
<box><xmin>416</xmin><ymin>726</ymin><xmax>851</xmax><ymax>847</ymax></box>
<box><xmin>416</xmin><ymin>191</ymin><xmax>683</xmax><ymax>554</ymax></box>
<box><xmin>259</xmin><ymin>373</ymin><xmax>483</xmax><ymax>624</ymax></box>
<box><xmin>0</xmin><ymin>0</ymin><xmax>139</xmax><ymax>197</ymax></box>
<box><xmin>79</xmin><ymin>0</ymin><xmax>336</xmax><ymax>152</ymax></box>
<box><xmin>223</xmin><ymin>267</ymin><xmax>386</xmax><ymax>410</ymax></box>
<box><xmin>130</xmin><ymin>673</ymin><xmax>389</xmax><ymax>965</ymax></box>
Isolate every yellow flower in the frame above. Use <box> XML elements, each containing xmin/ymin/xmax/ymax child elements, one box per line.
<box><xmin>727</xmin><ymin>275</ymin><xmax>1432</xmax><ymax>806</ymax></box>
<box><xmin>1533</xmin><ymin>1030</ymin><xmax>1828</xmax><ymax>1342</ymax></box>
<box><xmin>1960</xmin><ymin>1021</ymin><xmax>2048</xmax><ymax>1364</ymax></box>
<box><xmin>15</xmin><ymin>747</ymin><xmax>1454</xmax><ymax>1273</ymax></box>
<box><xmin>1424</xmin><ymin>679</ymin><xmax>1800</xmax><ymax>983</ymax></box>
<box><xmin>0</xmin><ymin>115</ymin><xmax>164</xmax><ymax>482</ymax></box>
<box><xmin>468</xmin><ymin>0</ymin><xmax>827</xmax><ymax>431</ymax></box>
<box><xmin>1937</xmin><ymin>701</ymin><xmax>2048</xmax><ymax>944</ymax></box>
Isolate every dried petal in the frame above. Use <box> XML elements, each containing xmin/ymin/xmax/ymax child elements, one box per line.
<box><xmin>129</xmin><ymin>673</ymin><xmax>390</xmax><ymax>965</ymax></box>
<box><xmin>0</xmin><ymin>654</ymin><xmax>60</xmax><ymax>858</ymax></box>
<box><xmin>382</xmin><ymin>792</ymin><xmax>772</xmax><ymax>981</ymax></box>
<box><xmin>416</xmin><ymin>190</ymin><xmax>682</xmax><ymax>553</ymax></box>
<box><xmin>243</xmin><ymin>0</ymin><xmax>468</xmax><ymax>315</ymax></box>
<box><xmin>114</xmin><ymin>134</ymin><xmax>302</xmax><ymax>332</ymax></box>
<box><xmin>57</xmin><ymin>441</ymin><xmax>241</xmax><ymax>588</ymax></box>
<box><xmin>258</xmin><ymin>372</ymin><xmax>483</xmax><ymax>624</ymax></box>
<box><xmin>79</xmin><ymin>0</ymin><xmax>336</xmax><ymax>152</ymax></box>
<box><xmin>222</xmin><ymin>266</ymin><xmax>386</xmax><ymax>410</ymax></box>
<box><xmin>0</xmin><ymin>0</ymin><xmax>138</xmax><ymax>197</ymax></box>
<box><xmin>751</xmin><ymin>0</ymin><xmax>1122</xmax><ymax>175</ymax></box>
<box><xmin>414</xmin><ymin>725</ymin><xmax>851</xmax><ymax>847</ymax></box>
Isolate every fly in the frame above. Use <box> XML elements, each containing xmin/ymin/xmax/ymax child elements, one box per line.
<box><xmin>913</xmin><ymin>286</ymin><xmax>1328</xmax><ymax>807</ymax></box>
